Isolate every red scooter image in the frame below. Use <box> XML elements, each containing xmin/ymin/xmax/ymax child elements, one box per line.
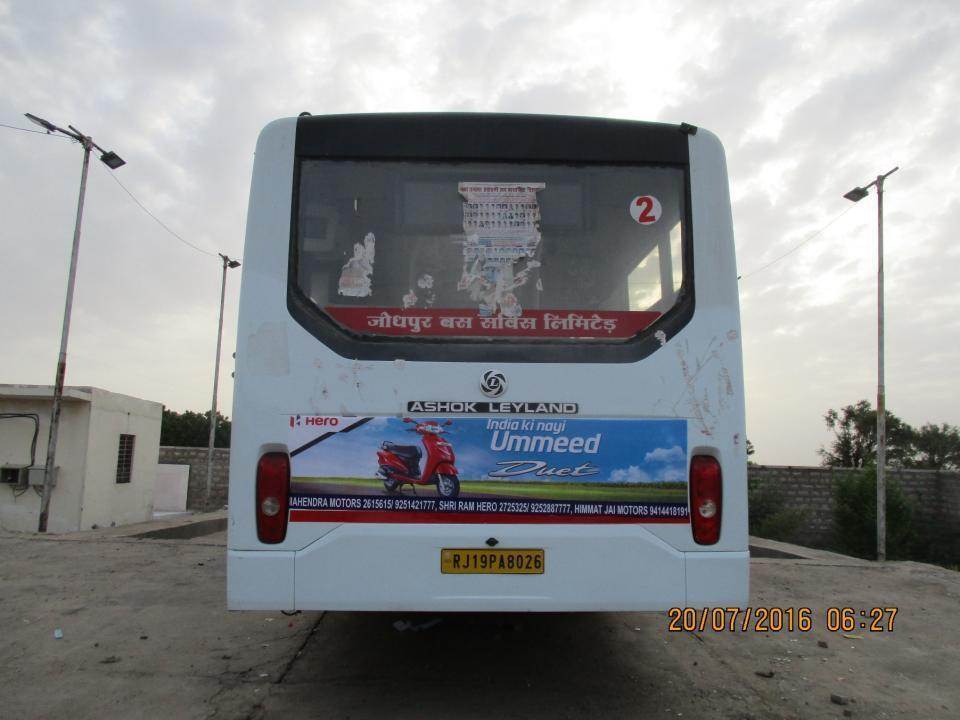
<box><xmin>376</xmin><ymin>418</ymin><xmax>460</xmax><ymax>498</ymax></box>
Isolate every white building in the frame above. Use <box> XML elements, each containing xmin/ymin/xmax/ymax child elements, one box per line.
<box><xmin>0</xmin><ymin>385</ymin><xmax>162</xmax><ymax>533</ymax></box>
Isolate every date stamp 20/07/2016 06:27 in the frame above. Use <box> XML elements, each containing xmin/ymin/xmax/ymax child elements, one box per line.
<box><xmin>667</xmin><ymin>607</ymin><xmax>898</xmax><ymax>634</ymax></box>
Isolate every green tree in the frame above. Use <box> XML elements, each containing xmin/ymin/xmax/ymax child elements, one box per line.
<box><xmin>819</xmin><ymin>400</ymin><xmax>914</xmax><ymax>468</ymax></box>
<box><xmin>833</xmin><ymin>467</ymin><xmax>915</xmax><ymax>560</ymax></box>
<box><xmin>161</xmin><ymin>409</ymin><xmax>231</xmax><ymax>448</ymax></box>
<box><xmin>746</xmin><ymin>438</ymin><xmax>756</xmax><ymax>465</ymax></box>
<box><xmin>748</xmin><ymin>475</ymin><xmax>807</xmax><ymax>543</ymax></box>
<box><xmin>908</xmin><ymin>423</ymin><xmax>960</xmax><ymax>471</ymax></box>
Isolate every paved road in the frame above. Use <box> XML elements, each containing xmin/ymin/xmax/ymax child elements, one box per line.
<box><xmin>1</xmin><ymin>526</ymin><xmax>957</xmax><ymax>719</ymax></box>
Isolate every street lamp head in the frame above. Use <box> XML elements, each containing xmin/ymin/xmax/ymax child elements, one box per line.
<box><xmin>99</xmin><ymin>151</ymin><xmax>125</xmax><ymax>170</ymax></box>
<box><xmin>219</xmin><ymin>253</ymin><xmax>241</xmax><ymax>269</ymax></box>
<box><xmin>844</xmin><ymin>186</ymin><xmax>869</xmax><ymax>202</ymax></box>
<box><xmin>24</xmin><ymin>112</ymin><xmax>58</xmax><ymax>133</ymax></box>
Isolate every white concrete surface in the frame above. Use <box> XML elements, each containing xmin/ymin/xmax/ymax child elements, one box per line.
<box><xmin>155</xmin><ymin>464</ymin><xmax>189</xmax><ymax>512</ymax></box>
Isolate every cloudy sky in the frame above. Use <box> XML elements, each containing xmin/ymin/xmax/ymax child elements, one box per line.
<box><xmin>1</xmin><ymin>0</ymin><xmax>957</xmax><ymax>465</ymax></box>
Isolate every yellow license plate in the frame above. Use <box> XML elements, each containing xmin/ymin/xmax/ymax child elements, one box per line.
<box><xmin>441</xmin><ymin>548</ymin><xmax>544</xmax><ymax>574</ymax></box>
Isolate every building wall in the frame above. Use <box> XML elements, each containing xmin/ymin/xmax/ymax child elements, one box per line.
<box><xmin>158</xmin><ymin>447</ymin><xmax>230</xmax><ymax>511</ymax></box>
<box><xmin>749</xmin><ymin>464</ymin><xmax>960</xmax><ymax>549</ymax></box>
<box><xmin>79</xmin><ymin>389</ymin><xmax>162</xmax><ymax>531</ymax></box>
<box><xmin>0</xmin><ymin>397</ymin><xmax>91</xmax><ymax>533</ymax></box>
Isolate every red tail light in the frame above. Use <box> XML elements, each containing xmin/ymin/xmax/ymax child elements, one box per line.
<box><xmin>690</xmin><ymin>455</ymin><xmax>722</xmax><ymax>545</ymax></box>
<box><xmin>256</xmin><ymin>452</ymin><xmax>290</xmax><ymax>544</ymax></box>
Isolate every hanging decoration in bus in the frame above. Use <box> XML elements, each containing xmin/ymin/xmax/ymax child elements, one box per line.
<box><xmin>457</xmin><ymin>181</ymin><xmax>544</xmax><ymax>318</ymax></box>
<box><xmin>286</xmin><ymin>416</ymin><xmax>690</xmax><ymax>524</ymax></box>
<box><xmin>337</xmin><ymin>232</ymin><xmax>376</xmax><ymax>297</ymax></box>
<box><xmin>402</xmin><ymin>273</ymin><xmax>436</xmax><ymax>309</ymax></box>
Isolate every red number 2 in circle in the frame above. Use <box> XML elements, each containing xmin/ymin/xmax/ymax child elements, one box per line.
<box><xmin>635</xmin><ymin>196</ymin><xmax>656</xmax><ymax>223</ymax></box>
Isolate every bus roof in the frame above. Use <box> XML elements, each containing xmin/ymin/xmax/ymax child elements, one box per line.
<box><xmin>294</xmin><ymin>112</ymin><xmax>692</xmax><ymax>165</ymax></box>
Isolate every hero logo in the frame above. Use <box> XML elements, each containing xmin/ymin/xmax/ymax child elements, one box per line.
<box><xmin>480</xmin><ymin>370</ymin><xmax>507</xmax><ymax>398</ymax></box>
<box><xmin>289</xmin><ymin>415</ymin><xmax>340</xmax><ymax>428</ymax></box>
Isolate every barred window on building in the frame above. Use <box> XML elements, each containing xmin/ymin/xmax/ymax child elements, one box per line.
<box><xmin>116</xmin><ymin>434</ymin><xmax>135</xmax><ymax>484</ymax></box>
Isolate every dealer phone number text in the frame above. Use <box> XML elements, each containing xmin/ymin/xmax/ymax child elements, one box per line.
<box><xmin>667</xmin><ymin>607</ymin><xmax>898</xmax><ymax>633</ymax></box>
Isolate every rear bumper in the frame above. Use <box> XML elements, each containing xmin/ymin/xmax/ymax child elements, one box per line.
<box><xmin>228</xmin><ymin>524</ymin><xmax>748</xmax><ymax>612</ymax></box>
<box><xmin>228</xmin><ymin>549</ymin><xmax>295</xmax><ymax>610</ymax></box>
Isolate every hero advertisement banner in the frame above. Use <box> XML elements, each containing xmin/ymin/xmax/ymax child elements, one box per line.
<box><xmin>287</xmin><ymin>415</ymin><xmax>690</xmax><ymax>524</ymax></box>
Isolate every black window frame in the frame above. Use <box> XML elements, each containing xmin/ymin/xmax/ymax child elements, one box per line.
<box><xmin>115</xmin><ymin>434</ymin><xmax>135</xmax><ymax>484</ymax></box>
<box><xmin>287</xmin><ymin>113</ymin><xmax>695</xmax><ymax>363</ymax></box>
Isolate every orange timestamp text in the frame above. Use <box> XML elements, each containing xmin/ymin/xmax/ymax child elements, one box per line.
<box><xmin>667</xmin><ymin>606</ymin><xmax>898</xmax><ymax>633</ymax></box>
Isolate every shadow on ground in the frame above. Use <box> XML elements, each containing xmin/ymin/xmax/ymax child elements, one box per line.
<box><xmin>269</xmin><ymin>611</ymin><xmax>713</xmax><ymax>719</ymax></box>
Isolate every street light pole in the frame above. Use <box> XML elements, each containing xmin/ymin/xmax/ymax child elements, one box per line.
<box><xmin>844</xmin><ymin>165</ymin><xmax>899</xmax><ymax>562</ymax></box>
<box><xmin>38</xmin><ymin>137</ymin><xmax>91</xmax><ymax>533</ymax></box>
<box><xmin>25</xmin><ymin>114</ymin><xmax>125</xmax><ymax>533</ymax></box>
<box><xmin>205</xmin><ymin>254</ymin><xmax>240</xmax><ymax>512</ymax></box>
<box><xmin>875</xmin><ymin>171</ymin><xmax>888</xmax><ymax>563</ymax></box>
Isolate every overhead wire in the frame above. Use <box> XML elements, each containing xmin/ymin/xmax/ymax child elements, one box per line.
<box><xmin>0</xmin><ymin>122</ymin><xmax>77</xmax><ymax>140</ymax></box>
<box><xmin>100</xmin><ymin>166</ymin><xmax>220</xmax><ymax>259</ymax></box>
<box><xmin>4</xmin><ymin>118</ymin><xmax>228</xmax><ymax>261</ymax></box>
<box><xmin>738</xmin><ymin>202</ymin><xmax>860</xmax><ymax>281</ymax></box>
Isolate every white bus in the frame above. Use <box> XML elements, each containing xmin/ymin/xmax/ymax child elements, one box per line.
<box><xmin>228</xmin><ymin>113</ymin><xmax>748</xmax><ymax>612</ymax></box>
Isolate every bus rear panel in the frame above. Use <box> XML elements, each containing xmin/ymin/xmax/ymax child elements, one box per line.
<box><xmin>228</xmin><ymin>113</ymin><xmax>748</xmax><ymax>612</ymax></box>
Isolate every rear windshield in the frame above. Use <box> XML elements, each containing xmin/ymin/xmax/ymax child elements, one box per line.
<box><xmin>294</xmin><ymin>160</ymin><xmax>686</xmax><ymax>340</ymax></box>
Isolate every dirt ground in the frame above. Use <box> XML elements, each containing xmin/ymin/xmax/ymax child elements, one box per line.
<box><xmin>0</xmin><ymin>524</ymin><xmax>957</xmax><ymax>720</ymax></box>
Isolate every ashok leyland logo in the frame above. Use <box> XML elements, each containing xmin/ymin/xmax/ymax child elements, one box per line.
<box><xmin>480</xmin><ymin>370</ymin><xmax>507</xmax><ymax>398</ymax></box>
